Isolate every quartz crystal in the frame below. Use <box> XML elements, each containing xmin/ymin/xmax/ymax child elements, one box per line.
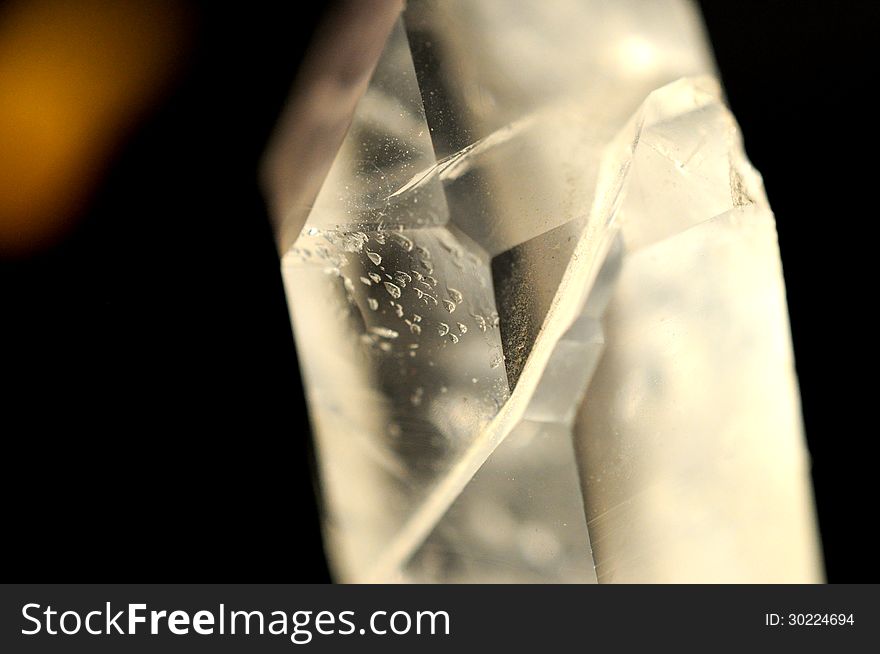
<box><xmin>265</xmin><ymin>0</ymin><xmax>822</xmax><ymax>582</ymax></box>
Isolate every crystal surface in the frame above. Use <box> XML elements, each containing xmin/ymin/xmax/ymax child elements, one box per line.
<box><xmin>576</xmin><ymin>77</ymin><xmax>822</xmax><ymax>582</ymax></box>
<box><xmin>268</xmin><ymin>0</ymin><xmax>822</xmax><ymax>582</ymax></box>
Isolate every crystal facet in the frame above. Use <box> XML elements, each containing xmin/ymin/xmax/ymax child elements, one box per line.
<box><xmin>266</xmin><ymin>0</ymin><xmax>822</xmax><ymax>582</ymax></box>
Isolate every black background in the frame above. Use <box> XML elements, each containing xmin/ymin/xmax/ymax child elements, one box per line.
<box><xmin>2</xmin><ymin>1</ymin><xmax>876</xmax><ymax>582</ymax></box>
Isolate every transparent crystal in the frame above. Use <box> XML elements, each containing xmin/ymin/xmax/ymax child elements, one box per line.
<box><xmin>268</xmin><ymin>0</ymin><xmax>822</xmax><ymax>582</ymax></box>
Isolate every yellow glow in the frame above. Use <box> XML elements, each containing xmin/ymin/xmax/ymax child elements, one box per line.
<box><xmin>0</xmin><ymin>0</ymin><xmax>190</xmax><ymax>254</ymax></box>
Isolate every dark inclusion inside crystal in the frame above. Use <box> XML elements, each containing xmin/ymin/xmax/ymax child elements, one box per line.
<box><xmin>406</xmin><ymin>13</ymin><xmax>585</xmax><ymax>390</ymax></box>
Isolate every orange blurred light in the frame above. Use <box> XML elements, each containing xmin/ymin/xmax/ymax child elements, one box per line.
<box><xmin>0</xmin><ymin>0</ymin><xmax>191</xmax><ymax>255</ymax></box>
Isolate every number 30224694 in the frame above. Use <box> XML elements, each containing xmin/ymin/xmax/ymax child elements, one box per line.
<box><xmin>765</xmin><ymin>613</ymin><xmax>855</xmax><ymax>627</ymax></box>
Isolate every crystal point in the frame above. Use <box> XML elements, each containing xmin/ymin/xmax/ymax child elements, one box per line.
<box><xmin>266</xmin><ymin>0</ymin><xmax>821</xmax><ymax>582</ymax></box>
